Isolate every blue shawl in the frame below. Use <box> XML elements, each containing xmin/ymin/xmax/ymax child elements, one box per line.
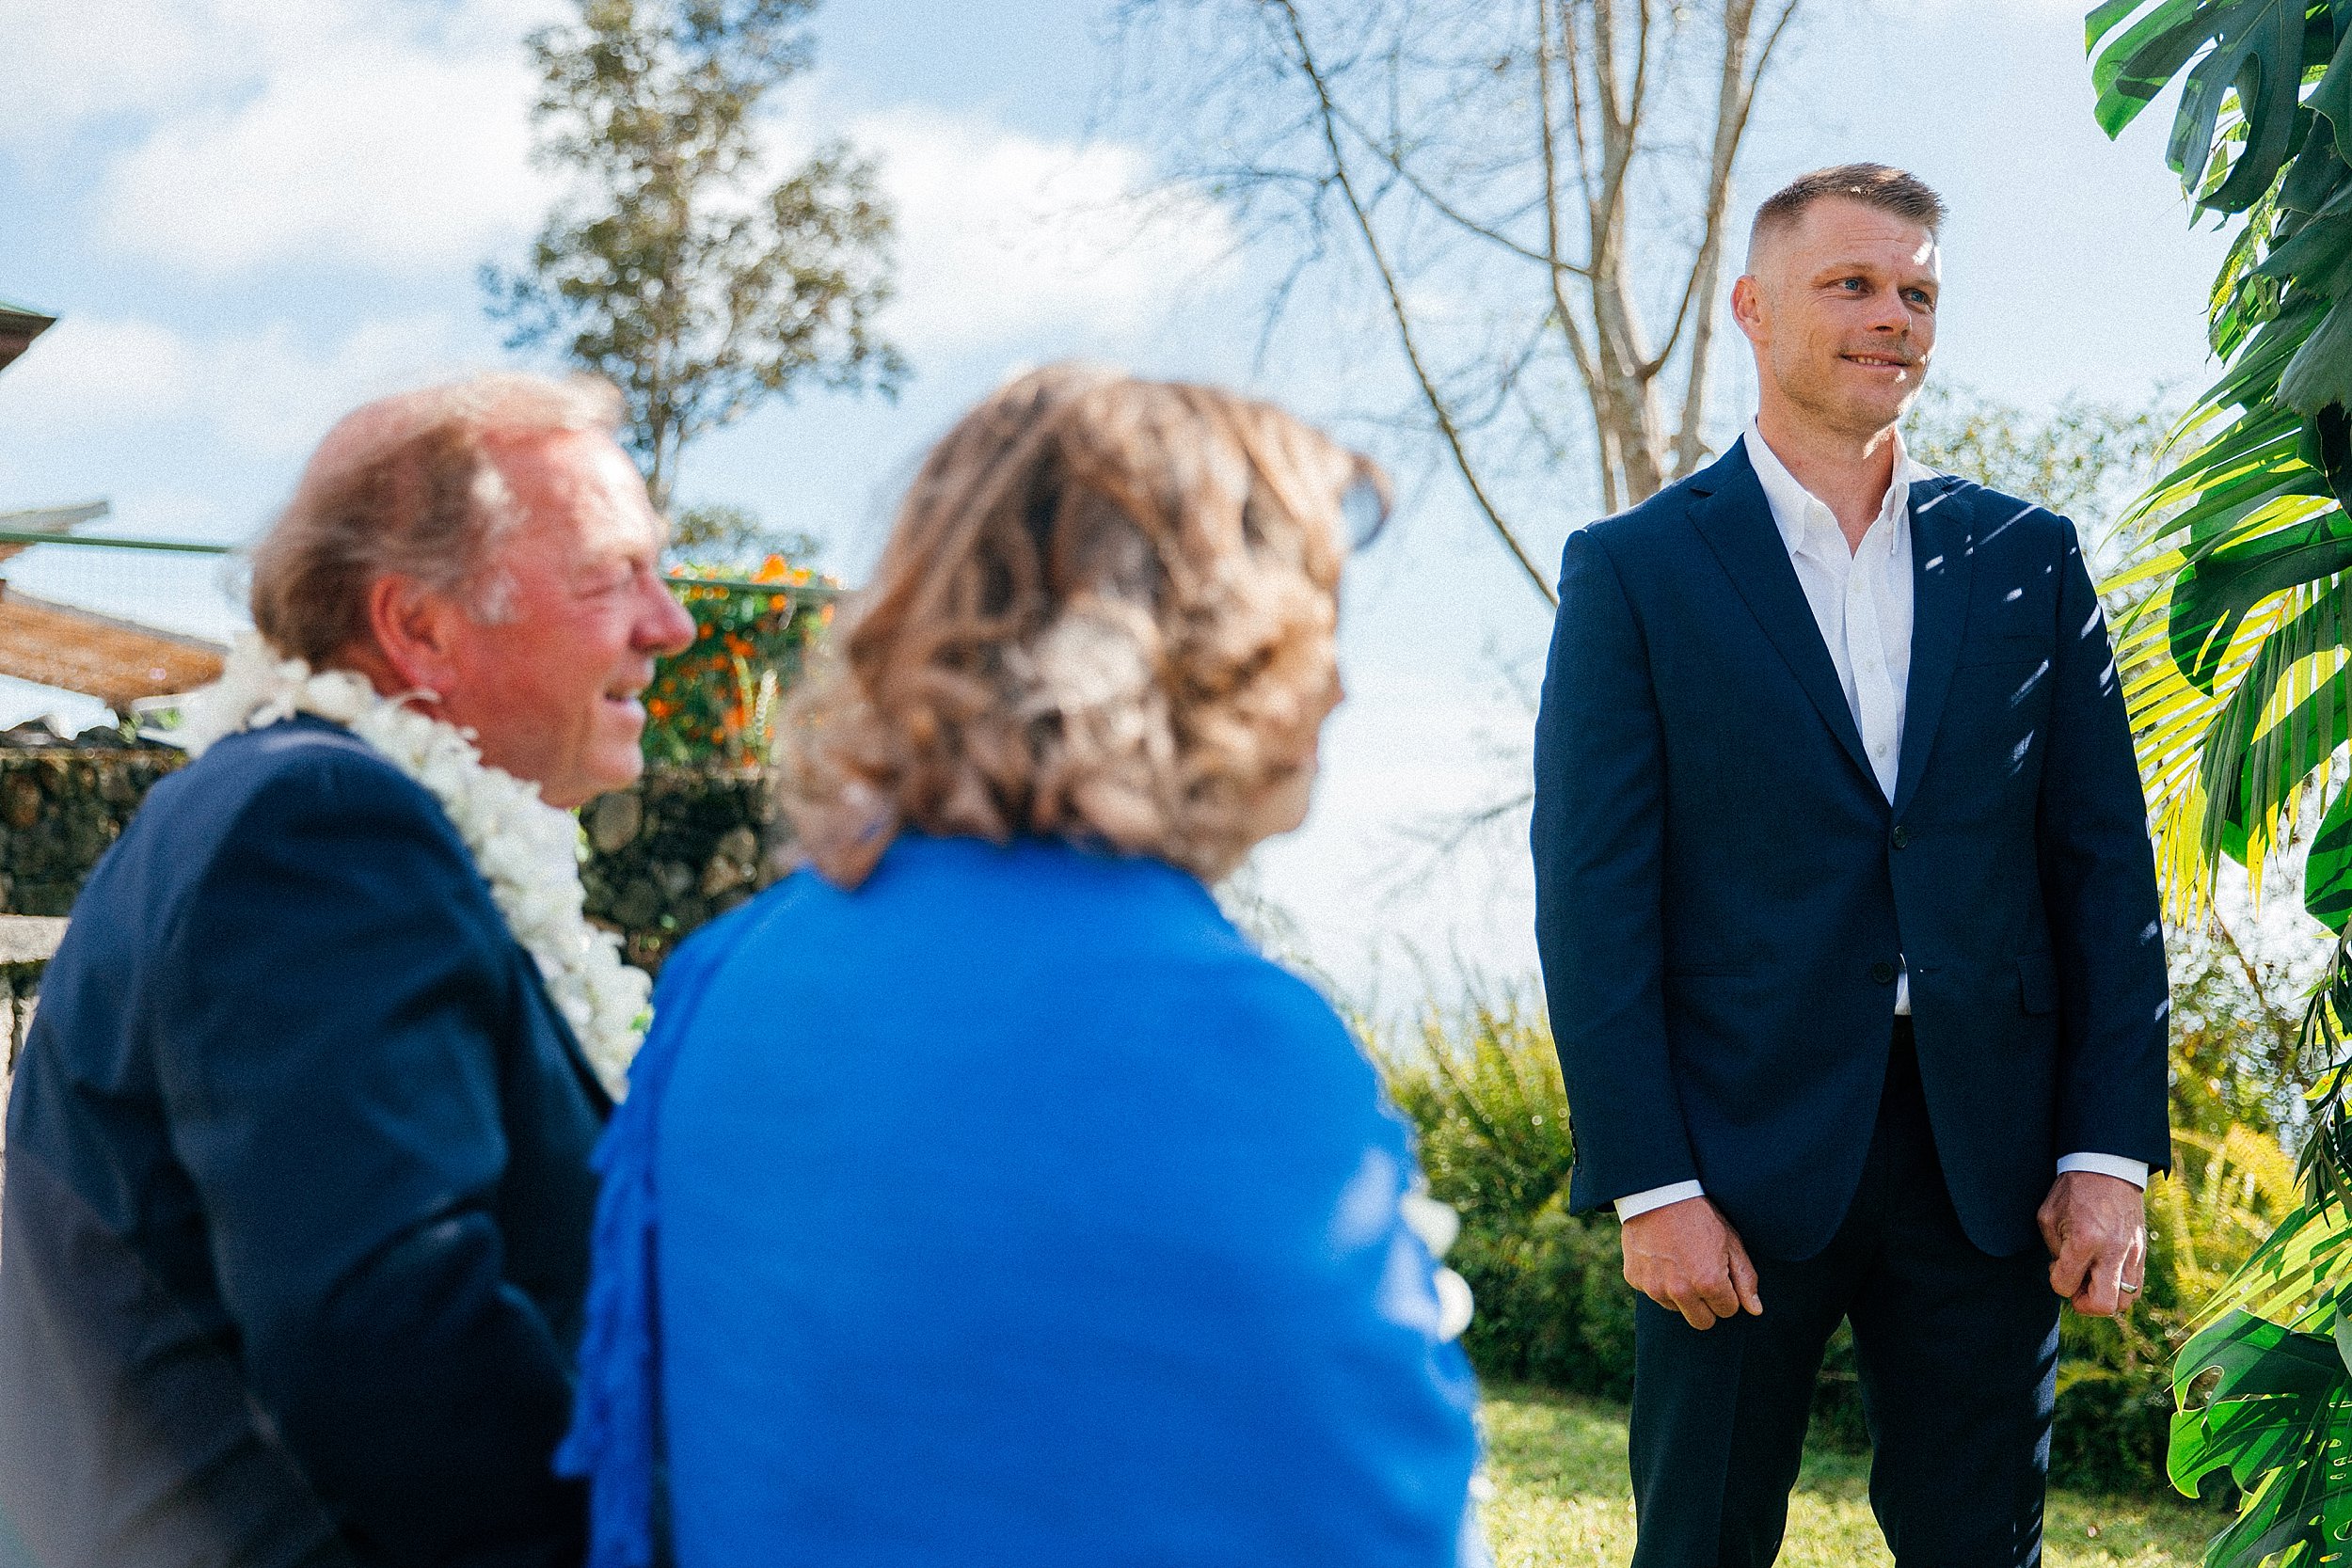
<box><xmin>560</xmin><ymin>835</ymin><xmax>1480</xmax><ymax>1567</ymax></box>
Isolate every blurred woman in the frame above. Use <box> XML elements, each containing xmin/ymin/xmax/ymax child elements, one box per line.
<box><xmin>562</xmin><ymin>365</ymin><xmax>1484</xmax><ymax>1568</ymax></box>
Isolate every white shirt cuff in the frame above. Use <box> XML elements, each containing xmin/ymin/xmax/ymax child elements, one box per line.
<box><xmin>2056</xmin><ymin>1152</ymin><xmax>2149</xmax><ymax>1188</ymax></box>
<box><xmin>1614</xmin><ymin>1180</ymin><xmax>1707</xmax><ymax>1221</ymax></box>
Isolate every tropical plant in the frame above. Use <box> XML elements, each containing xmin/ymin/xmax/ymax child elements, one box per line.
<box><xmin>2087</xmin><ymin>0</ymin><xmax>2352</xmax><ymax>1553</ymax></box>
<box><xmin>647</xmin><ymin>557</ymin><xmax>833</xmax><ymax>766</ymax></box>
<box><xmin>2058</xmin><ymin>1122</ymin><xmax>2300</xmax><ymax>1497</ymax></box>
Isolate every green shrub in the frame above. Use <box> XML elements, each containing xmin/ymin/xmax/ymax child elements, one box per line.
<box><xmin>1372</xmin><ymin>991</ymin><xmax>2260</xmax><ymax>1498</ymax></box>
<box><xmin>1445</xmin><ymin>1195</ymin><xmax>1637</xmax><ymax>1398</ymax></box>
<box><xmin>1807</xmin><ymin>1325</ymin><xmax>1871</xmax><ymax>1451</ymax></box>
<box><xmin>2050</xmin><ymin>1365</ymin><xmax>2173</xmax><ymax>1497</ymax></box>
<box><xmin>1375</xmin><ymin>994</ymin><xmax>1634</xmax><ymax>1397</ymax></box>
<box><xmin>1378</xmin><ymin>993</ymin><xmax>1573</xmax><ymax>1222</ymax></box>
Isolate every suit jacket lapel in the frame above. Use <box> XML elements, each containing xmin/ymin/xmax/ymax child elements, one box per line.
<box><xmin>1685</xmin><ymin>444</ymin><xmax>1878</xmax><ymax>792</ymax></box>
<box><xmin>1891</xmin><ymin>476</ymin><xmax>1975</xmax><ymax>818</ymax></box>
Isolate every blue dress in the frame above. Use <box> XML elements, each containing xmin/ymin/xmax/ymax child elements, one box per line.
<box><xmin>562</xmin><ymin>834</ymin><xmax>1481</xmax><ymax>1566</ymax></box>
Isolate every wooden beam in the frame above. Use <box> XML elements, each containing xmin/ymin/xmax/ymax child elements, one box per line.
<box><xmin>0</xmin><ymin>589</ymin><xmax>225</xmax><ymax>709</ymax></box>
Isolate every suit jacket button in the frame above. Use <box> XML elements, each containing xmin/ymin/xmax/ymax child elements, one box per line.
<box><xmin>1891</xmin><ymin>825</ymin><xmax>1912</xmax><ymax>849</ymax></box>
<box><xmin>1869</xmin><ymin>960</ymin><xmax>1897</xmax><ymax>985</ymax></box>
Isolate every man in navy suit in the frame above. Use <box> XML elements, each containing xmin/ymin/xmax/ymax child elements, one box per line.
<box><xmin>0</xmin><ymin>373</ymin><xmax>695</xmax><ymax>1567</ymax></box>
<box><xmin>1532</xmin><ymin>166</ymin><xmax>2169</xmax><ymax>1565</ymax></box>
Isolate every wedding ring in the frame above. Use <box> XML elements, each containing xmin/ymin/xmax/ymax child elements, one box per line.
<box><xmin>2119</xmin><ymin>1281</ymin><xmax>2140</xmax><ymax>1292</ymax></box>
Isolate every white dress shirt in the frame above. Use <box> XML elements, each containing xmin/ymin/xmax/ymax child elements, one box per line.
<box><xmin>1613</xmin><ymin>423</ymin><xmax>2149</xmax><ymax>1222</ymax></box>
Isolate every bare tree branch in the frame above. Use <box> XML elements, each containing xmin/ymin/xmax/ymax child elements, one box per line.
<box><xmin>1108</xmin><ymin>0</ymin><xmax>1808</xmax><ymax>595</ymax></box>
<box><xmin>1669</xmin><ymin>0</ymin><xmax>1800</xmax><ymax>474</ymax></box>
<box><xmin>1332</xmin><ymin>97</ymin><xmax>1596</xmax><ymax>277</ymax></box>
<box><xmin>1534</xmin><ymin>0</ymin><xmax>1612</xmax><ymax>511</ymax></box>
<box><xmin>1277</xmin><ymin>0</ymin><xmax>1557</xmax><ymax>603</ymax></box>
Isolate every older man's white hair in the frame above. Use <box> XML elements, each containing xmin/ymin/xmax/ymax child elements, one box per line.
<box><xmin>248</xmin><ymin>372</ymin><xmax>628</xmax><ymax>666</ymax></box>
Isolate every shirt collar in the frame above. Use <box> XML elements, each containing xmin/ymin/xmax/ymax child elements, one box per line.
<box><xmin>1742</xmin><ymin>419</ymin><xmax>1937</xmax><ymax>558</ymax></box>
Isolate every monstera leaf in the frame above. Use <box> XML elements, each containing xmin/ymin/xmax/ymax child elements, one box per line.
<box><xmin>2173</xmin><ymin>508</ymin><xmax>2352</xmax><ymax>688</ymax></box>
<box><xmin>2091</xmin><ymin>0</ymin><xmax>2338</xmax><ymax>208</ymax></box>
<box><xmin>2202</xmin><ymin>596</ymin><xmax>2352</xmax><ymax>866</ymax></box>
<box><xmin>2170</xmin><ymin>1310</ymin><xmax>2352</xmax><ymax>1565</ymax></box>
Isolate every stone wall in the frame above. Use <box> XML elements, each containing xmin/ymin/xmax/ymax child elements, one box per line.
<box><xmin>0</xmin><ymin>746</ymin><xmax>786</xmax><ymax>972</ymax></box>
<box><xmin>579</xmin><ymin>767</ymin><xmax>784</xmax><ymax>973</ymax></box>
<box><xmin>0</xmin><ymin>749</ymin><xmax>187</xmax><ymax>915</ymax></box>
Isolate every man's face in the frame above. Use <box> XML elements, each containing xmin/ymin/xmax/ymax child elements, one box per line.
<box><xmin>1735</xmin><ymin>196</ymin><xmax>1940</xmax><ymax>438</ymax></box>
<box><xmin>434</xmin><ymin>430</ymin><xmax>697</xmax><ymax>808</ymax></box>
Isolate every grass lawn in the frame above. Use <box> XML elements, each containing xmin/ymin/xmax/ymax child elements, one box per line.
<box><xmin>1481</xmin><ymin>1385</ymin><xmax>2218</xmax><ymax>1567</ymax></box>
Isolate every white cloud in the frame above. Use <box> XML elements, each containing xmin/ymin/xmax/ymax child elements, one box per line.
<box><xmin>0</xmin><ymin>0</ymin><xmax>231</xmax><ymax>142</ymax></box>
<box><xmin>91</xmin><ymin>2</ymin><xmax>553</xmax><ymax>275</ymax></box>
<box><xmin>850</xmin><ymin>108</ymin><xmax>1240</xmax><ymax>357</ymax></box>
<box><xmin>0</xmin><ymin>318</ymin><xmax>200</xmax><ymax>427</ymax></box>
<box><xmin>23</xmin><ymin>4</ymin><xmax>1232</xmax><ymax>333</ymax></box>
<box><xmin>0</xmin><ymin>0</ymin><xmax>564</xmax><ymax>275</ymax></box>
<box><xmin>200</xmin><ymin>314</ymin><xmax>485</xmax><ymax>454</ymax></box>
<box><xmin>0</xmin><ymin>311</ymin><xmax>485</xmax><ymax>458</ymax></box>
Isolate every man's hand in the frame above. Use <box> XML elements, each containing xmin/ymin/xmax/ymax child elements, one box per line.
<box><xmin>1621</xmin><ymin>1196</ymin><xmax>1763</xmax><ymax>1331</ymax></box>
<box><xmin>2039</xmin><ymin>1171</ymin><xmax>2147</xmax><ymax>1318</ymax></box>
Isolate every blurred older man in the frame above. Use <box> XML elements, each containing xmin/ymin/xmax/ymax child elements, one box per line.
<box><xmin>0</xmin><ymin>372</ymin><xmax>695</xmax><ymax>1568</ymax></box>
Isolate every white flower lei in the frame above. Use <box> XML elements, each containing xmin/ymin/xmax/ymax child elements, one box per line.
<box><xmin>178</xmin><ymin>633</ymin><xmax>651</xmax><ymax>1100</ymax></box>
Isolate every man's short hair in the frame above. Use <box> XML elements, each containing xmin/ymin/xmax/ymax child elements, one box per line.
<box><xmin>1748</xmin><ymin>164</ymin><xmax>1946</xmax><ymax>266</ymax></box>
<box><xmin>249</xmin><ymin>372</ymin><xmax>626</xmax><ymax>667</ymax></box>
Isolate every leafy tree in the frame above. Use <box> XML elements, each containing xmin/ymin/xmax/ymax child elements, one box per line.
<box><xmin>668</xmin><ymin>501</ymin><xmax>819</xmax><ymax>570</ymax></box>
<box><xmin>485</xmin><ymin>0</ymin><xmax>906</xmax><ymax>512</ymax></box>
<box><xmin>1116</xmin><ymin>0</ymin><xmax>1804</xmax><ymax>603</ymax></box>
<box><xmin>2087</xmin><ymin>1</ymin><xmax>2352</xmax><ymax>1552</ymax></box>
<box><xmin>1902</xmin><ymin>382</ymin><xmax>2172</xmax><ymax>549</ymax></box>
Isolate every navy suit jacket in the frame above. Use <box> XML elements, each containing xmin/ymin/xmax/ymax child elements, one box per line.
<box><xmin>0</xmin><ymin>717</ymin><xmax>611</xmax><ymax>1568</ymax></box>
<box><xmin>1531</xmin><ymin>443</ymin><xmax>2170</xmax><ymax>1261</ymax></box>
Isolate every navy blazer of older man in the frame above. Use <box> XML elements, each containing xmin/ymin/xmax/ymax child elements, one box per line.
<box><xmin>1531</xmin><ymin>441</ymin><xmax>2170</xmax><ymax>1264</ymax></box>
<box><xmin>0</xmin><ymin>716</ymin><xmax>610</xmax><ymax>1568</ymax></box>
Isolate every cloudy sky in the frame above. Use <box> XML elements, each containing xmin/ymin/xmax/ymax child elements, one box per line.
<box><xmin>0</xmin><ymin>0</ymin><xmax>2234</xmax><ymax>1000</ymax></box>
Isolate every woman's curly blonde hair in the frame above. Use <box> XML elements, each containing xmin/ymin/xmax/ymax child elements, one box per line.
<box><xmin>783</xmin><ymin>363</ymin><xmax>1382</xmax><ymax>889</ymax></box>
